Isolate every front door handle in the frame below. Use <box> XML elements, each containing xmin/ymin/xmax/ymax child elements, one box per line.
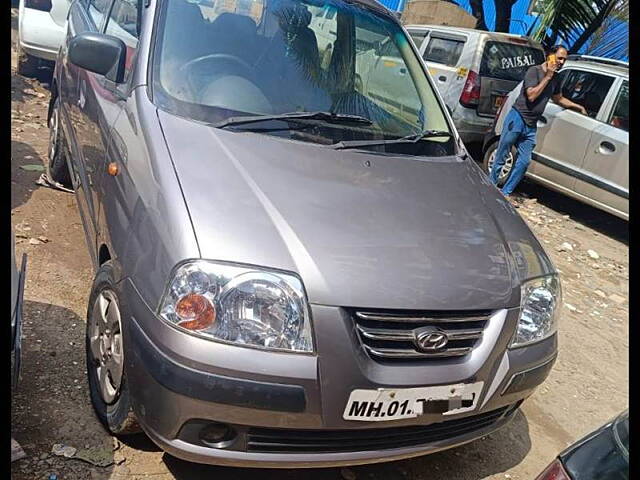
<box><xmin>598</xmin><ymin>141</ymin><xmax>616</xmax><ymax>154</ymax></box>
<box><xmin>438</xmin><ymin>75</ymin><xmax>447</xmax><ymax>82</ymax></box>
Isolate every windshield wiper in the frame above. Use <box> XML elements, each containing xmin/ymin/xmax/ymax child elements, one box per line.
<box><xmin>329</xmin><ymin>130</ymin><xmax>453</xmax><ymax>150</ymax></box>
<box><xmin>213</xmin><ymin>111</ymin><xmax>373</xmax><ymax>129</ymax></box>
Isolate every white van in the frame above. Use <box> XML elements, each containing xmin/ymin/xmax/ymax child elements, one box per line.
<box><xmin>405</xmin><ymin>25</ymin><xmax>545</xmax><ymax>145</ymax></box>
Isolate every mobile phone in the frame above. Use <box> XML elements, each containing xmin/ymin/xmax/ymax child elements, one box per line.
<box><xmin>548</xmin><ymin>54</ymin><xmax>557</xmax><ymax>66</ymax></box>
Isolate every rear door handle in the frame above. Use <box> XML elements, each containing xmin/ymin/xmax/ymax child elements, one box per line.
<box><xmin>598</xmin><ymin>141</ymin><xmax>616</xmax><ymax>154</ymax></box>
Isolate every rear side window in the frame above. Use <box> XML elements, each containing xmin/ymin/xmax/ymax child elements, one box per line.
<box><xmin>609</xmin><ymin>80</ymin><xmax>628</xmax><ymax>131</ymax></box>
<box><xmin>561</xmin><ymin>69</ymin><xmax>615</xmax><ymax>118</ymax></box>
<box><xmin>422</xmin><ymin>36</ymin><xmax>464</xmax><ymax>67</ymax></box>
<box><xmin>407</xmin><ymin>30</ymin><xmax>428</xmax><ymax>50</ymax></box>
<box><xmin>480</xmin><ymin>41</ymin><xmax>545</xmax><ymax>81</ymax></box>
<box><xmin>104</xmin><ymin>0</ymin><xmax>140</xmax><ymax>81</ymax></box>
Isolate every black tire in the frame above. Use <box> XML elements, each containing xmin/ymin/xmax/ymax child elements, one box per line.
<box><xmin>86</xmin><ymin>261</ymin><xmax>141</xmax><ymax>436</ymax></box>
<box><xmin>48</xmin><ymin>95</ymin><xmax>73</xmax><ymax>188</ymax></box>
<box><xmin>482</xmin><ymin>140</ymin><xmax>516</xmax><ymax>188</ymax></box>
<box><xmin>16</xmin><ymin>43</ymin><xmax>39</xmax><ymax>77</ymax></box>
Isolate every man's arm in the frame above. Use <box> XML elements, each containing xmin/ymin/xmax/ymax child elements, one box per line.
<box><xmin>552</xmin><ymin>94</ymin><xmax>588</xmax><ymax>115</ymax></box>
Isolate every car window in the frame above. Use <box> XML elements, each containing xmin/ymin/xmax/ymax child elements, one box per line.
<box><xmin>104</xmin><ymin>0</ymin><xmax>140</xmax><ymax>81</ymax></box>
<box><xmin>608</xmin><ymin>80</ymin><xmax>628</xmax><ymax>131</ymax></box>
<box><xmin>88</xmin><ymin>0</ymin><xmax>112</xmax><ymax>29</ymax></box>
<box><xmin>560</xmin><ymin>69</ymin><xmax>615</xmax><ymax>118</ymax></box>
<box><xmin>479</xmin><ymin>41</ymin><xmax>545</xmax><ymax>81</ymax></box>
<box><xmin>407</xmin><ymin>29</ymin><xmax>428</xmax><ymax>50</ymax></box>
<box><xmin>422</xmin><ymin>36</ymin><xmax>464</xmax><ymax>67</ymax></box>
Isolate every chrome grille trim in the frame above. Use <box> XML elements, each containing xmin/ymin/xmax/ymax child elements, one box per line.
<box><xmin>355</xmin><ymin>311</ymin><xmax>490</xmax><ymax>323</ymax></box>
<box><xmin>356</xmin><ymin>325</ymin><xmax>483</xmax><ymax>342</ymax></box>
<box><xmin>353</xmin><ymin>309</ymin><xmax>491</xmax><ymax>361</ymax></box>
<box><xmin>363</xmin><ymin>345</ymin><xmax>473</xmax><ymax>359</ymax></box>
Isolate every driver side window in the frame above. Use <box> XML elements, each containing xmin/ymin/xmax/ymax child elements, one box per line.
<box><xmin>560</xmin><ymin>69</ymin><xmax>615</xmax><ymax>118</ymax></box>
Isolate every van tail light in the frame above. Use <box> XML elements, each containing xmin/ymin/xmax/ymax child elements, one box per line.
<box><xmin>535</xmin><ymin>459</ymin><xmax>571</xmax><ymax>480</ymax></box>
<box><xmin>25</xmin><ymin>0</ymin><xmax>52</xmax><ymax>11</ymax></box>
<box><xmin>460</xmin><ymin>70</ymin><xmax>481</xmax><ymax>108</ymax></box>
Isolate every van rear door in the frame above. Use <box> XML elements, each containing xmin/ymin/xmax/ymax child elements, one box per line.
<box><xmin>477</xmin><ymin>39</ymin><xmax>545</xmax><ymax>117</ymax></box>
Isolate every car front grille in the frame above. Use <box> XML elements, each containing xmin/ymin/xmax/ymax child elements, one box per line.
<box><xmin>246</xmin><ymin>405</ymin><xmax>514</xmax><ymax>453</ymax></box>
<box><xmin>352</xmin><ymin>310</ymin><xmax>492</xmax><ymax>361</ymax></box>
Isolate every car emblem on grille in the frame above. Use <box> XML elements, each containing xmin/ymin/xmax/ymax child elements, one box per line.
<box><xmin>414</xmin><ymin>327</ymin><xmax>449</xmax><ymax>351</ymax></box>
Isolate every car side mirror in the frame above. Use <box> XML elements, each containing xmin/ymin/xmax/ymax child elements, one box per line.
<box><xmin>68</xmin><ymin>32</ymin><xmax>127</xmax><ymax>84</ymax></box>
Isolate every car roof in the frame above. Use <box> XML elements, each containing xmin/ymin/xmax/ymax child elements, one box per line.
<box><xmin>563</xmin><ymin>58</ymin><xmax>628</xmax><ymax>78</ymax></box>
<box><xmin>345</xmin><ymin>0</ymin><xmax>401</xmax><ymax>20</ymax></box>
<box><xmin>405</xmin><ymin>24</ymin><xmax>540</xmax><ymax>41</ymax></box>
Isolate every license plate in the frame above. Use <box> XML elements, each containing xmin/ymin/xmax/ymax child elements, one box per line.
<box><xmin>494</xmin><ymin>96</ymin><xmax>506</xmax><ymax>108</ymax></box>
<box><xmin>343</xmin><ymin>382</ymin><xmax>484</xmax><ymax>422</ymax></box>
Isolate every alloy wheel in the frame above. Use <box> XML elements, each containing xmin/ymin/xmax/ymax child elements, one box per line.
<box><xmin>488</xmin><ymin>148</ymin><xmax>515</xmax><ymax>185</ymax></box>
<box><xmin>88</xmin><ymin>290</ymin><xmax>124</xmax><ymax>404</ymax></box>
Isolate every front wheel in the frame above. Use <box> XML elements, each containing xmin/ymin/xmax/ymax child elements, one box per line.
<box><xmin>483</xmin><ymin>140</ymin><xmax>516</xmax><ymax>188</ymax></box>
<box><xmin>86</xmin><ymin>261</ymin><xmax>141</xmax><ymax>435</ymax></box>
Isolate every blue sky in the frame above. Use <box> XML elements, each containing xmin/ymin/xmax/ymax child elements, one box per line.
<box><xmin>453</xmin><ymin>0</ymin><xmax>537</xmax><ymax>34</ymax></box>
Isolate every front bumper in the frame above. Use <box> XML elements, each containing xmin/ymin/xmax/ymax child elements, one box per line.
<box><xmin>18</xmin><ymin>7</ymin><xmax>65</xmax><ymax>61</ymax></box>
<box><xmin>119</xmin><ymin>278</ymin><xmax>557</xmax><ymax>467</ymax></box>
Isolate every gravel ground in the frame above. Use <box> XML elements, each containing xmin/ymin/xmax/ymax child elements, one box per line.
<box><xmin>11</xmin><ymin>11</ymin><xmax>628</xmax><ymax>480</ymax></box>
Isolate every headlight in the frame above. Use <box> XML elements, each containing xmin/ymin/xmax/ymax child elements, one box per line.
<box><xmin>511</xmin><ymin>275</ymin><xmax>561</xmax><ymax>347</ymax></box>
<box><xmin>158</xmin><ymin>261</ymin><xmax>314</xmax><ymax>353</ymax></box>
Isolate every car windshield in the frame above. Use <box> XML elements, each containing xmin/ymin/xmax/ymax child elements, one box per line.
<box><xmin>152</xmin><ymin>0</ymin><xmax>454</xmax><ymax>154</ymax></box>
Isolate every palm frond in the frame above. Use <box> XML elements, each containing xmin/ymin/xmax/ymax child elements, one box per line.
<box><xmin>529</xmin><ymin>0</ymin><xmax>628</xmax><ymax>59</ymax></box>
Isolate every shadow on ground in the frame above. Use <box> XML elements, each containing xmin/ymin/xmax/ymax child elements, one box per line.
<box><xmin>11</xmin><ymin>301</ymin><xmax>115</xmax><ymax>480</ymax></box>
<box><xmin>519</xmin><ymin>180</ymin><xmax>628</xmax><ymax>246</ymax></box>
<box><xmin>12</xmin><ymin>140</ymin><xmax>48</xmax><ymax>210</ymax></box>
<box><xmin>162</xmin><ymin>409</ymin><xmax>531</xmax><ymax>480</ymax></box>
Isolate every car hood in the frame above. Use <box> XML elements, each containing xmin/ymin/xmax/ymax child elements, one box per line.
<box><xmin>158</xmin><ymin>111</ymin><xmax>554</xmax><ymax>310</ymax></box>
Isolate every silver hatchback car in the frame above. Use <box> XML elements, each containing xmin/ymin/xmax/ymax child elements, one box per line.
<box><xmin>483</xmin><ymin>56</ymin><xmax>629</xmax><ymax>221</ymax></box>
<box><xmin>49</xmin><ymin>0</ymin><xmax>560</xmax><ymax>467</ymax></box>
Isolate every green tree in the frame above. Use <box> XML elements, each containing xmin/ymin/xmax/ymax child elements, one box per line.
<box><xmin>527</xmin><ymin>0</ymin><xmax>628</xmax><ymax>56</ymax></box>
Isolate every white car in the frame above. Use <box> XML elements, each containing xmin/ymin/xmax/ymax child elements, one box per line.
<box><xmin>17</xmin><ymin>0</ymin><xmax>70</xmax><ymax>76</ymax></box>
<box><xmin>483</xmin><ymin>56</ymin><xmax>629</xmax><ymax>220</ymax></box>
<box><xmin>405</xmin><ymin>25</ymin><xmax>545</xmax><ymax>146</ymax></box>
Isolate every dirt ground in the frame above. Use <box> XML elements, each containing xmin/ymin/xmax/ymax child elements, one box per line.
<box><xmin>10</xmin><ymin>11</ymin><xmax>628</xmax><ymax>480</ymax></box>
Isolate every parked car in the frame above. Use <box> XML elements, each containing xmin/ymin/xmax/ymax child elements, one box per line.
<box><xmin>17</xmin><ymin>0</ymin><xmax>71</xmax><ymax>75</ymax></box>
<box><xmin>11</xmin><ymin>230</ymin><xmax>27</xmax><ymax>391</ymax></box>
<box><xmin>404</xmin><ymin>25</ymin><xmax>545</xmax><ymax>145</ymax></box>
<box><xmin>536</xmin><ymin>410</ymin><xmax>628</xmax><ymax>480</ymax></box>
<box><xmin>482</xmin><ymin>55</ymin><xmax>628</xmax><ymax>221</ymax></box>
<box><xmin>50</xmin><ymin>0</ymin><xmax>561</xmax><ymax>467</ymax></box>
